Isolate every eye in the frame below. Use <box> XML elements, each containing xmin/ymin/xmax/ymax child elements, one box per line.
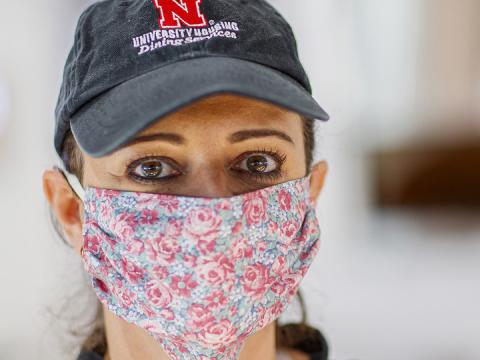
<box><xmin>232</xmin><ymin>148</ymin><xmax>287</xmax><ymax>180</ymax></box>
<box><xmin>127</xmin><ymin>157</ymin><xmax>180</xmax><ymax>182</ymax></box>
<box><xmin>240</xmin><ymin>154</ymin><xmax>277</xmax><ymax>173</ymax></box>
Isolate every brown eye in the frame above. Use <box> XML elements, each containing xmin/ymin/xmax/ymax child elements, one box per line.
<box><xmin>140</xmin><ymin>160</ymin><xmax>163</xmax><ymax>178</ymax></box>
<box><xmin>239</xmin><ymin>154</ymin><xmax>279</xmax><ymax>174</ymax></box>
<box><xmin>128</xmin><ymin>158</ymin><xmax>179</xmax><ymax>181</ymax></box>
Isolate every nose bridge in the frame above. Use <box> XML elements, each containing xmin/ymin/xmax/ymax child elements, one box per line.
<box><xmin>185</xmin><ymin>137</ymin><xmax>234</xmax><ymax>198</ymax></box>
<box><xmin>190</xmin><ymin>169</ymin><xmax>231</xmax><ymax>198</ymax></box>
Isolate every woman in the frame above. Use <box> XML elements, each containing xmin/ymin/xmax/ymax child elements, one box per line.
<box><xmin>43</xmin><ymin>1</ymin><xmax>330</xmax><ymax>359</ymax></box>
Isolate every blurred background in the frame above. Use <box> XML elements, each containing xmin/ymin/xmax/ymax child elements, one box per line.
<box><xmin>0</xmin><ymin>0</ymin><xmax>479</xmax><ymax>359</ymax></box>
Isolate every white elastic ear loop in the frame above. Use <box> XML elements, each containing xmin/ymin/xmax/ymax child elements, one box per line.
<box><xmin>55</xmin><ymin>165</ymin><xmax>85</xmax><ymax>202</ymax></box>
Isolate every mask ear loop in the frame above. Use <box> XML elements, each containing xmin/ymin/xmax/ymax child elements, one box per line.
<box><xmin>53</xmin><ymin>165</ymin><xmax>86</xmax><ymax>202</ymax></box>
<box><xmin>304</xmin><ymin>168</ymin><xmax>315</xmax><ymax>204</ymax></box>
<box><xmin>53</xmin><ymin>165</ymin><xmax>86</xmax><ymax>256</ymax></box>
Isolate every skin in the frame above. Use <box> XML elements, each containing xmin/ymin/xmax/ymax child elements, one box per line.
<box><xmin>43</xmin><ymin>94</ymin><xmax>327</xmax><ymax>360</ymax></box>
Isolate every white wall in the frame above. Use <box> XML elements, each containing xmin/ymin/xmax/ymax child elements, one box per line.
<box><xmin>0</xmin><ymin>1</ymin><xmax>479</xmax><ymax>360</ymax></box>
<box><xmin>0</xmin><ymin>1</ymin><xmax>99</xmax><ymax>359</ymax></box>
<box><xmin>271</xmin><ymin>1</ymin><xmax>480</xmax><ymax>360</ymax></box>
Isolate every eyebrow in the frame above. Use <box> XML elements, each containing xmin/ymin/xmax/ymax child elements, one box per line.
<box><xmin>127</xmin><ymin>132</ymin><xmax>185</xmax><ymax>146</ymax></box>
<box><xmin>125</xmin><ymin>128</ymin><xmax>295</xmax><ymax>147</ymax></box>
<box><xmin>228</xmin><ymin>129</ymin><xmax>295</xmax><ymax>145</ymax></box>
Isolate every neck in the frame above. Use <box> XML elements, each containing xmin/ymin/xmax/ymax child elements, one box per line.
<box><xmin>102</xmin><ymin>304</ymin><xmax>277</xmax><ymax>360</ymax></box>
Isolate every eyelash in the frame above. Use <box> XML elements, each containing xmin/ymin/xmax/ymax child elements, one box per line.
<box><xmin>232</xmin><ymin>147</ymin><xmax>287</xmax><ymax>182</ymax></box>
<box><xmin>125</xmin><ymin>147</ymin><xmax>288</xmax><ymax>184</ymax></box>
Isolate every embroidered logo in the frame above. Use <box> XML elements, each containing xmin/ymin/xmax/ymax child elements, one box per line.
<box><xmin>152</xmin><ymin>0</ymin><xmax>207</xmax><ymax>29</ymax></box>
<box><xmin>132</xmin><ymin>19</ymin><xmax>240</xmax><ymax>55</ymax></box>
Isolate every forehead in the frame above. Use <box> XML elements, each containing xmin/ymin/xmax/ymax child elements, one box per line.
<box><xmin>137</xmin><ymin>94</ymin><xmax>303</xmax><ymax>136</ymax></box>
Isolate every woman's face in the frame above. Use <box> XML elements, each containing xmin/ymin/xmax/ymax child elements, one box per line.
<box><xmin>43</xmin><ymin>93</ymin><xmax>327</xmax><ymax>255</ymax></box>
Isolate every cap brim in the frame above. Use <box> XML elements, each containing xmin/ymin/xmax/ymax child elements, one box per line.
<box><xmin>70</xmin><ymin>56</ymin><xmax>329</xmax><ymax>157</ymax></box>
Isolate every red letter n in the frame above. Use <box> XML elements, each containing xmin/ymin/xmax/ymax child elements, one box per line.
<box><xmin>152</xmin><ymin>0</ymin><xmax>207</xmax><ymax>29</ymax></box>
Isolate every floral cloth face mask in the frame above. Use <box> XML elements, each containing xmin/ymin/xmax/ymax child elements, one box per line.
<box><xmin>78</xmin><ymin>172</ymin><xmax>321</xmax><ymax>360</ymax></box>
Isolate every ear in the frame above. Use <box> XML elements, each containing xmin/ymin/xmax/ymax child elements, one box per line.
<box><xmin>309</xmin><ymin>160</ymin><xmax>328</xmax><ymax>207</ymax></box>
<box><xmin>42</xmin><ymin>168</ymin><xmax>84</xmax><ymax>256</ymax></box>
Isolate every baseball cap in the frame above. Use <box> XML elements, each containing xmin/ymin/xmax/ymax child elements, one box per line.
<box><xmin>54</xmin><ymin>0</ymin><xmax>330</xmax><ymax>158</ymax></box>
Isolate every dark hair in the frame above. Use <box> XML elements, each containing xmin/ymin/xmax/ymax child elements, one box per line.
<box><xmin>53</xmin><ymin>115</ymin><xmax>328</xmax><ymax>358</ymax></box>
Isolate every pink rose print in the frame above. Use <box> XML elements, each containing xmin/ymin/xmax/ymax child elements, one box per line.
<box><xmin>186</xmin><ymin>303</ymin><xmax>215</xmax><ymax>328</ymax></box>
<box><xmin>92</xmin><ymin>251</ymin><xmax>116</xmax><ymax>278</ymax></box>
<box><xmin>254</xmin><ymin>304</ymin><xmax>270</xmax><ymax>330</ymax></box>
<box><xmin>272</xmin><ymin>256</ymin><xmax>286</xmax><ymax>275</ymax></box>
<box><xmin>139</xmin><ymin>302</ymin><xmax>157</xmax><ymax>319</ymax></box>
<box><xmin>295</xmin><ymin>180</ymin><xmax>305</xmax><ymax>197</ymax></box>
<box><xmin>156</xmin><ymin>194</ymin><xmax>180</xmax><ymax>214</ymax></box>
<box><xmin>291</xmin><ymin>229</ymin><xmax>307</xmax><ymax>247</ymax></box>
<box><xmin>270</xmin><ymin>280</ymin><xmax>287</xmax><ymax>296</ymax></box>
<box><xmin>183</xmin><ymin>253</ymin><xmax>198</xmax><ymax>268</ymax></box>
<box><xmin>240</xmin><ymin>263</ymin><xmax>274</xmax><ymax>300</ymax></box>
<box><xmin>139</xmin><ymin>318</ymin><xmax>168</xmax><ymax>334</ymax></box>
<box><xmin>222</xmin><ymin>278</ymin><xmax>235</xmax><ymax>293</ymax></box>
<box><xmin>255</xmin><ymin>240</ymin><xmax>267</xmax><ymax>253</ymax></box>
<box><xmin>94</xmin><ymin>278</ymin><xmax>109</xmax><ymax>295</ymax></box>
<box><xmin>270</xmin><ymin>300</ymin><xmax>285</xmax><ymax>318</ymax></box>
<box><xmin>231</xmin><ymin>220</ymin><xmax>242</xmax><ymax>234</ymax></box>
<box><xmin>119</xmin><ymin>258</ymin><xmax>145</xmax><ymax>284</ymax></box>
<box><xmin>99</xmin><ymin>202</ymin><xmax>113</xmax><ymax>220</ymax></box>
<box><xmin>197</xmin><ymin>239</ymin><xmax>216</xmax><ymax>255</ymax></box>
<box><xmin>139</xmin><ymin>209</ymin><xmax>158</xmax><ymax>225</ymax></box>
<box><xmin>197</xmin><ymin>253</ymin><xmax>234</xmax><ymax>286</ymax></box>
<box><xmin>126</xmin><ymin>239</ymin><xmax>144</xmax><ymax>256</ymax></box>
<box><xmin>145</xmin><ymin>279</ymin><xmax>173</xmax><ymax>308</ymax></box>
<box><xmin>257</xmin><ymin>300</ymin><xmax>284</xmax><ymax>329</ymax></box>
<box><xmin>165</xmin><ymin>218</ymin><xmax>182</xmax><ymax>237</ymax></box>
<box><xmin>228</xmin><ymin>305</ymin><xmax>238</xmax><ymax>318</ymax></box>
<box><xmin>242</xmin><ymin>193</ymin><xmax>267</xmax><ymax>226</ymax></box>
<box><xmin>99</xmin><ymin>188</ymin><xmax>120</xmax><ymax>201</ymax></box>
<box><xmin>116</xmin><ymin>287</ymin><xmax>137</xmax><ymax>307</ymax></box>
<box><xmin>169</xmin><ymin>274</ymin><xmax>198</xmax><ymax>297</ymax></box>
<box><xmin>135</xmin><ymin>192</ymin><xmax>156</xmax><ymax>201</ymax></box>
<box><xmin>151</xmin><ymin>265</ymin><xmax>169</xmax><ymax>279</ymax></box>
<box><xmin>197</xmin><ymin>318</ymin><xmax>237</xmax><ymax>348</ymax></box>
<box><xmin>168</xmin><ymin>335</ymin><xmax>189</xmax><ymax>354</ymax></box>
<box><xmin>281</xmin><ymin>219</ymin><xmax>300</xmax><ymax>239</ymax></box>
<box><xmin>81</xmin><ymin>174</ymin><xmax>321</xmax><ymax>360</ymax></box>
<box><xmin>228</xmin><ymin>236</ymin><xmax>253</xmax><ymax>261</ymax></box>
<box><xmin>267</xmin><ymin>220</ymin><xmax>279</xmax><ymax>235</ymax></box>
<box><xmin>84</xmin><ymin>234</ymin><xmax>101</xmax><ymax>253</ymax></box>
<box><xmin>205</xmin><ymin>290</ymin><xmax>228</xmax><ymax>310</ymax></box>
<box><xmin>183</xmin><ymin>207</ymin><xmax>222</xmax><ymax>247</ymax></box>
<box><xmin>197</xmin><ymin>260</ymin><xmax>225</xmax><ymax>286</ymax></box>
<box><xmin>214</xmin><ymin>200</ymin><xmax>231</xmax><ymax>212</ymax></box>
<box><xmin>87</xmin><ymin>251</ymin><xmax>111</xmax><ymax>279</ymax></box>
<box><xmin>145</xmin><ymin>234</ymin><xmax>180</xmax><ymax>265</ymax></box>
<box><xmin>281</xmin><ymin>271</ymin><xmax>303</xmax><ymax>297</ymax></box>
<box><xmin>159</xmin><ymin>307</ymin><xmax>175</xmax><ymax>321</ymax></box>
<box><xmin>109</xmin><ymin>212</ymin><xmax>135</xmax><ymax>242</ymax></box>
<box><xmin>86</xmin><ymin>199</ymin><xmax>97</xmax><ymax>215</ymax></box>
<box><xmin>95</xmin><ymin>230</ymin><xmax>116</xmax><ymax>249</ymax></box>
<box><xmin>277</xmin><ymin>189</ymin><xmax>292</xmax><ymax>211</ymax></box>
<box><xmin>296</xmin><ymin>199</ymin><xmax>307</xmax><ymax>218</ymax></box>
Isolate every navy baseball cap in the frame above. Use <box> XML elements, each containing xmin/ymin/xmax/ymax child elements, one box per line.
<box><xmin>54</xmin><ymin>0</ymin><xmax>330</xmax><ymax>158</ymax></box>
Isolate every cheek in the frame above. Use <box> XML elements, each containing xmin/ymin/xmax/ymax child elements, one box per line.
<box><xmin>285</xmin><ymin>149</ymin><xmax>308</xmax><ymax>178</ymax></box>
<box><xmin>83</xmin><ymin>156</ymin><xmax>123</xmax><ymax>188</ymax></box>
<box><xmin>284</xmin><ymin>120</ymin><xmax>308</xmax><ymax>175</ymax></box>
